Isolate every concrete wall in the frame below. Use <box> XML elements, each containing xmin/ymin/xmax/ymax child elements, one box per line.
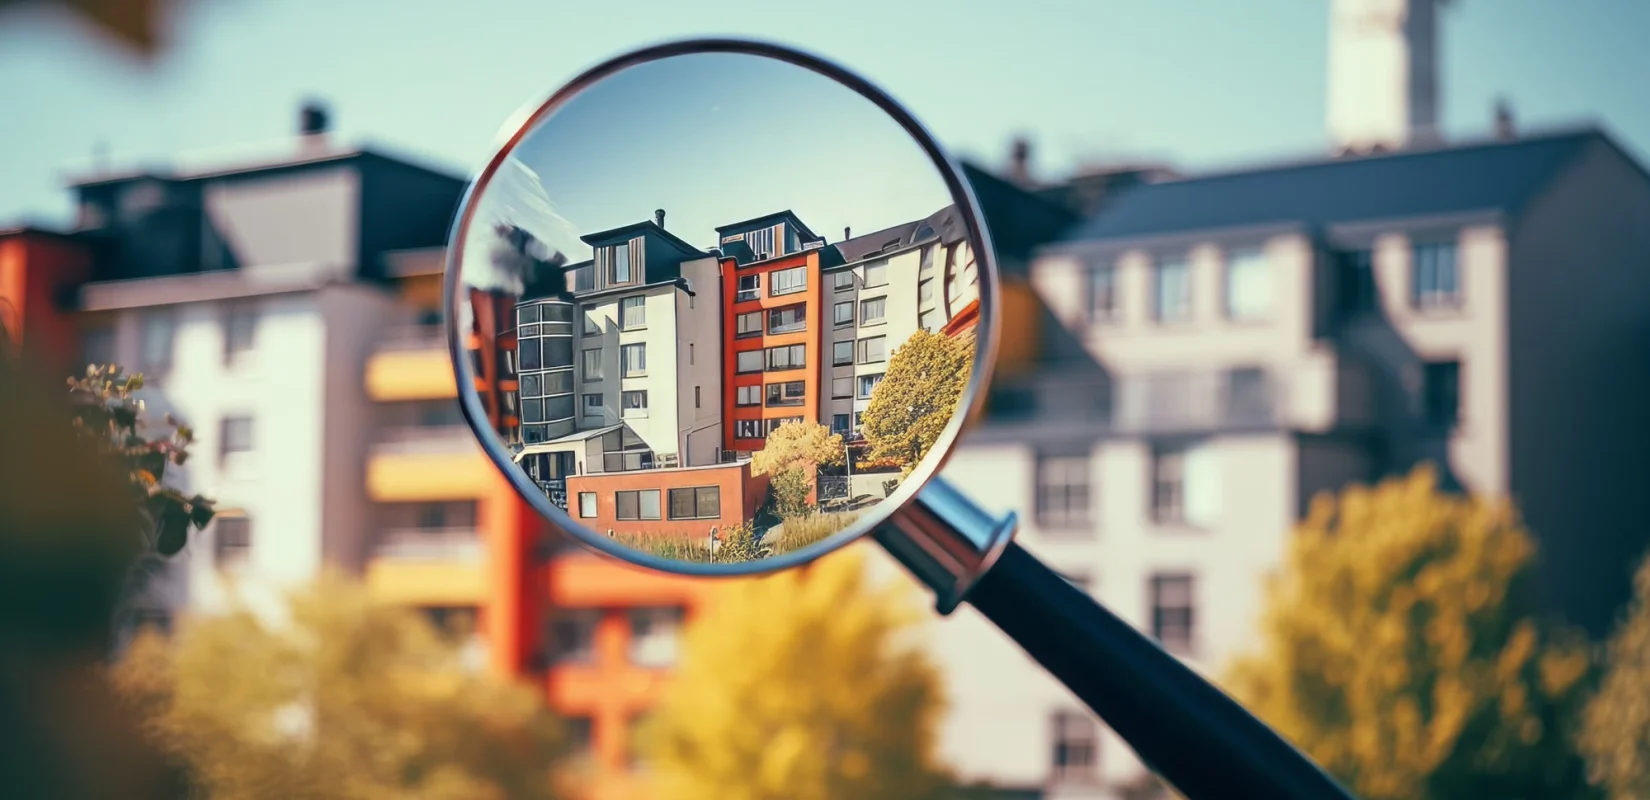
<box><xmin>677</xmin><ymin>256</ymin><xmax>723</xmax><ymax>466</ymax></box>
<box><xmin>1505</xmin><ymin>139</ymin><xmax>1650</xmax><ymax>633</ymax></box>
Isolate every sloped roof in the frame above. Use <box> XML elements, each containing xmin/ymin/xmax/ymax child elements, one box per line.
<box><xmin>1064</xmin><ymin>129</ymin><xmax>1605</xmax><ymax>242</ymax></box>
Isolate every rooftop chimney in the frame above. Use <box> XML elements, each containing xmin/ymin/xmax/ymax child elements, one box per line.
<box><xmin>843</xmin><ymin>226</ymin><xmax>851</xmax><ymax>240</ymax></box>
<box><xmin>1493</xmin><ymin>98</ymin><xmax>1517</xmax><ymax>140</ymax></box>
<box><xmin>1327</xmin><ymin>0</ymin><xmax>1446</xmax><ymax>154</ymax></box>
<box><xmin>1008</xmin><ymin>137</ymin><xmax>1032</xmax><ymax>186</ymax></box>
<box><xmin>299</xmin><ymin>100</ymin><xmax>330</xmax><ymax>156</ymax></box>
<box><xmin>654</xmin><ymin>208</ymin><xmax>666</xmax><ymax>228</ymax></box>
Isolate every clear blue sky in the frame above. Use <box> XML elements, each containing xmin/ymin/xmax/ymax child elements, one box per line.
<box><xmin>2</xmin><ymin>0</ymin><xmax>1647</xmax><ymax>229</ymax></box>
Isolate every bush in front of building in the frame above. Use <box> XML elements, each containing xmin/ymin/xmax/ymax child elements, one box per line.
<box><xmin>1223</xmin><ymin>464</ymin><xmax>1597</xmax><ymax>800</ymax></box>
<box><xmin>767</xmin><ymin>468</ymin><xmax>814</xmax><ymax>522</ymax></box>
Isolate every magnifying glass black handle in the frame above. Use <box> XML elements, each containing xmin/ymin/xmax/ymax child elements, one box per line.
<box><xmin>966</xmin><ymin>542</ymin><xmax>1357</xmax><ymax>800</ymax></box>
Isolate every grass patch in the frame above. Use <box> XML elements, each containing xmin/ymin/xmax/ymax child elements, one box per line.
<box><xmin>769</xmin><ymin>512</ymin><xmax>862</xmax><ymax>554</ymax></box>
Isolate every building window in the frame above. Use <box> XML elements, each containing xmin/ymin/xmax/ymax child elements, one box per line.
<box><xmin>1226</xmin><ymin>367</ymin><xmax>1271</xmax><ymax>425</ymax></box>
<box><xmin>581</xmin><ymin>349</ymin><xmax>603</xmax><ymax>382</ymax></box>
<box><xmin>745</xmin><ymin>226</ymin><xmax>776</xmax><ymax>258</ymax></box>
<box><xmin>857</xmin><ymin>373</ymin><xmax>884</xmax><ymax>399</ymax></box>
<box><xmin>1035</xmin><ymin>454</ymin><xmax>1091</xmax><ymax>530</ymax></box>
<box><xmin>736</xmin><ymin>275</ymin><xmax>760</xmax><ymax>303</ymax></box>
<box><xmin>1150</xmin><ymin>574</ymin><xmax>1196</xmax><ymax>653</ymax></box>
<box><xmin>1051</xmin><ymin>710</ymin><xmax>1099</xmax><ymax>783</ymax></box>
<box><xmin>578</xmin><ymin>492</ymin><xmax>597</xmax><ymax>518</ymax></box>
<box><xmin>1339</xmin><ymin>249</ymin><xmax>1377</xmax><ymax>314</ymax></box>
<box><xmin>619</xmin><ymin>296</ymin><xmax>646</xmax><ymax>329</ymax></box>
<box><xmin>859</xmin><ymin>297</ymin><xmax>887</xmax><ymax>325</ymax></box>
<box><xmin>735</xmin><ymin>349</ymin><xmax>764</xmax><ymax>374</ymax></box>
<box><xmin>831</xmin><ymin>414</ymin><xmax>850</xmax><ymax>434</ymax></box>
<box><xmin>735</xmin><ymin>311</ymin><xmax>763</xmax><ymax>339</ymax></box>
<box><xmin>735</xmin><ymin>385</ymin><xmax>761</xmax><ymax>407</ymax></box>
<box><xmin>832</xmin><ymin>340</ymin><xmax>853</xmax><ymax>366</ymax></box>
<box><xmin>1088</xmin><ymin>261</ymin><xmax>1116</xmax><ymax>322</ymax></box>
<box><xmin>770</xmin><ymin>266</ymin><xmax>807</xmax><ymax>296</ymax></box>
<box><xmin>583</xmin><ymin>311</ymin><xmax>601</xmax><ymax>336</ymax></box>
<box><xmin>830</xmin><ymin>376</ymin><xmax>853</xmax><ymax>399</ymax></box>
<box><xmin>919</xmin><ymin>279</ymin><xmax>935</xmax><ymax>303</ymax></box>
<box><xmin>668</xmin><ymin>487</ymin><xmax>721</xmax><ymax>520</ymax></box>
<box><xmin>694</xmin><ymin>385</ymin><xmax>701</xmax><ymax>409</ymax></box>
<box><xmin>518</xmin><ymin>339</ymin><xmax>543</xmax><ymax>371</ymax></box>
<box><xmin>857</xmin><ymin>336</ymin><xmax>886</xmax><ymax>365</ymax></box>
<box><xmin>521</xmin><ymin>374</ymin><xmax>544</xmax><ymax>398</ymax></box>
<box><xmin>919</xmin><ymin>309</ymin><xmax>938</xmax><ymax>332</ymax></box>
<box><xmin>1423</xmin><ymin>360</ymin><xmax>1461</xmax><ymax>426</ymax></box>
<box><xmin>766</xmin><ymin>381</ymin><xmax>806</xmax><ymax>407</ymax></box>
<box><xmin>1224</xmin><ymin>248</ymin><xmax>1271</xmax><ymax>320</ymax></box>
<box><xmin>621</xmin><ymin>343</ymin><xmax>646</xmax><ymax>377</ymax></box>
<box><xmin>1152</xmin><ymin>446</ymin><xmax>1185</xmax><ymax>524</ymax></box>
<box><xmin>139</xmin><ymin>310</ymin><xmax>175</xmax><ymax>375</ymax></box>
<box><xmin>853</xmin><ymin>411</ymin><xmax>864</xmax><ymax>428</ymax></box>
<box><xmin>833</xmin><ymin>271</ymin><xmax>854</xmax><ymax>292</ymax></box>
<box><xmin>734</xmin><ymin>419</ymin><xmax>761</xmax><ymax>439</ymax></box>
<box><xmin>622</xmin><ymin>390</ymin><xmax>648</xmax><ymax>418</ymax></box>
<box><xmin>833</xmin><ymin>302</ymin><xmax>854</xmax><ymax>327</ymax></box>
<box><xmin>1412</xmin><ymin>241</ymin><xmax>1460</xmax><ymax>309</ymax></box>
<box><xmin>628</xmin><ymin>607</ymin><xmax>683</xmax><ymax>667</ymax></box>
<box><xmin>610</xmin><ymin>241</ymin><xmax>633</xmax><ymax>284</ymax></box>
<box><xmin>1154</xmin><ymin>257</ymin><xmax>1193</xmax><ymax>322</ymax></box>
<box><xmin>518</xmin><ymin>304</ymin><xmax>541</xmax><ymax>325</ymax></box>
<box><xmin>863</xmin><ymin>262</ymin><xmax>888</xmax><ymax>288</ymax></box>
<box><xmin>582</xmin><ymin>393</ymin><xmax>603</xmax><ymax>415</ymax></box>
<box><xmin>765</xmin><ymin>416</ymin><xmax>802</xmax><ymax>436</ymax></box>
<box><xmin>549</xmin><ymin>609</ymin><xmax>599</xmax><ymax>664</ymax></box>
<box><xmin>522</xmin><ymin>399</ymin><xmax>546</xmax><ymax>423</ymax></box>
<box><xmin>615</xmin><ymin>489</ymin><xmax>663</xmax><ymax>521</ymax></box>
<box><xmin>765</xmin><ymin>344</ymin><xmax>805</xmax><ymax>371</ymax></box>
<box><xmin>768</xmin><ymin>304</ymin><xmax>806</xmax><ymax>334</ymax></box>
<box><xmin>214</xmin><ymin>516</ymin><xmax>251</xmax><ymax>568</ymax></box>
<box><xmin>223</xmin><ymin>301</ymin><xmax>257</xmax><ymax>363</ymax></box>
<box><xmin>220</xmin><ymin>416</ymin><xmax>253</xmax><ymax>464</ymax></box>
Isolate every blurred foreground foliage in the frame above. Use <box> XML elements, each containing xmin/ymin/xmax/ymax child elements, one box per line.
<box><xmin>642</xmin><ymin>547</ymin><xmax>958</xmax><ymax>800</ymax></box>
<box><xmin>112</xmin><ymin>573</ymin><xmax>570</xmax><ymax>799</ymax></box>
<box><xmin>1580</xmin><ymin>554</ymin><xmax>1650</xmax><ymax>799</ymax></box>
<box><xmin>1226</xmin><ymin>465</ymin><xmax>1597</xmax><ymax>800</ymax></box>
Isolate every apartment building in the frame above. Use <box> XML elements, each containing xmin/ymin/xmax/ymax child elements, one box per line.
<box><xmin>908</xmin><ymin>129</ymin><xmax>1650</xmax><ymax>798</ymax></box>
<box><xmin>717</xmin><ymin>210</ymin><xmax>829</xmax><ymax>453</ymax></box>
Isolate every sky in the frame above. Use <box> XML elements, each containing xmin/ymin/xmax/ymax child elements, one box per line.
<box><xmin>1</xmin><ymin>0</ymin><xmax>1648</xmax><ymax>230</ymax></box>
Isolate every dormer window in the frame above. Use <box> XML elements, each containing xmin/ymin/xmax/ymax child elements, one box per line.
<box><xmin>610</xmin><ymin>241</ymin><xmax>633</xmax><ymax>284</ymax></box>
<box><xmin>746</xmin><ymin>226</ymin><xmax>776</xmax><ymax>259</ymax></box>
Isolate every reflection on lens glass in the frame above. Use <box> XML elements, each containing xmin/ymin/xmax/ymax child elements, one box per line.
<box><xmin>454</xmin><ymin>51</ymin><xmax>980</xmax><ymax>567</ymax></box>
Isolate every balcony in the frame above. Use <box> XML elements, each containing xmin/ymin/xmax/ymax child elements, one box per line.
<box><xmin>1110</xmin><ymin>358</ymin><xmax>1375</xmax><ymax>435</ymax></box>
<box><xmin>372</xmin><ymin>527</ymin><xmax>484</xmax><ymax>561</ymax></box>
<box><xmin>367</xmin><ymin>429</ymin><xmax>493</xmax><ymax>502</ymax></box>
<box><xmin>366</xmin><ymin>324</ymin><xmax>457</xmax><ymax>401</ymax></box>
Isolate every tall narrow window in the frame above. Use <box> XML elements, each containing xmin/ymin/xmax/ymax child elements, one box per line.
<box><xmin>621</xmin><ymin>343</ymin><xmax>646</xmax><ymax>377</ymax></box>
<box><xmin>1050</xmin><ymin>711</ymin><xmax>1099</xmax><ymax>783</ymax></box>
<box><xmin>1412</xmin><ymin>241</ymin><xmax>1461</xmax><ymax>309</ymax></box>
<box><xmin>1150</xmin><ymin>574</ymin><xmax>1196</xmax><ymax>653</ymax></box>
<box><xmin>1087</xmin><ymin>261</ymin><xmax>1116</xmax><ymax>322</ymax></box>
<box><xmin>1035</xmin><ymin>454</ymin><xmax>1091</xmax><ymax>530</ymax></box>
<box><xmin>1423</xmin><ymin>360</ymin><xmax>1461</xmax><ymax>426</ymax></box>
<box><xmin>1224</xmin><ymin>248</ymin><xmax>1271</xmax><ymax>320</ymax></box>
<box><xmin>619</xmin><ymin>296</ymin><xmax>646</xmax><ymax>329</ymax></box>
<box><xmin>1154</xmin><ymin>258</ymin><xmax>1192</xmax><ymax>322</ymax></box>
<box><xmin>224</xmin><ymin>301</ymin><xmax>257</xmax><ymax>364</ymax></box>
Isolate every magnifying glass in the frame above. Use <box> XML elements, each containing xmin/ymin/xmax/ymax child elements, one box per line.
<box><xmin>444</xmin><ymin>38</ymin><xmax>1355</xmax><ymax>800</ymax></box>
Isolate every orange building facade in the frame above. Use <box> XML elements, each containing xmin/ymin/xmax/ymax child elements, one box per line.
<box><xmin>720</xmin><ymin>247</ymin><xmax>826</xmax><ymax>454</ymax></box>
<box><xmin>0</xmin><ymin>228</ymin><xmax>95</xmax><ymax>376</ymax></box>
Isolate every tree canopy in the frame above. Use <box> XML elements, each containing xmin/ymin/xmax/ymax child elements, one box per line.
<box><xmin>1579</xmin><ymin>551</ymin><xmax>1650</xmax><ymax>799</ymax></box>
<box><xmin>751</xmin><ymin>420</ymin><xmax>844</xmax><ymax>478</ymax></box>
<box><xmin>641</xmin><ymin>548</ymin><xmax>956</xmax><ymax>800</ymax></box>
<box><xmin>1224</xmin><ymin>465</ymin><xmax>1596</xmax><ymax>800</ymax></box>
<box><xmin>859</xmin><ymin>330</ymin><xmax>972</xmax><ymax>469</ymax></box>
<box><xmin>112</xmin><ymin>573</ymin><xmax>570</xmax><ymax>799</ymax></box>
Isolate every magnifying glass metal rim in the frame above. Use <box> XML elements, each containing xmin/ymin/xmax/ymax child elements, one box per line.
<box><xmin>443</xmin><ymin>36</ymin><xmax>1004</xmax><ymax>577</ymax></box>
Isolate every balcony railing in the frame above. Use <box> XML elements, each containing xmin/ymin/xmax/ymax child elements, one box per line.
<box><xmin>373</xmin><ymin>528</ymin><xmax>483</xmax><ymax>560</ymax></box>
<box><xmin>1106</xmin><ymin>359</ymin><xmax>1374</xmax><ymax>434</ymax></box>
<box><xmin>373</xmin><ymin>425</ymin><xmax>476</xmax><ymax>454</ymax></box>
<box><xmin>375</xmin><ymin>324</ymin><xmax>446</xmax><ymax>352</ymax></box>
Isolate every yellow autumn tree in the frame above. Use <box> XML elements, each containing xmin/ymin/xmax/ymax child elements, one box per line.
<box><xmin>111</xmin><ymin>572</ymin><xmax>569</xmax><ymax>799</ymax></box>
<box><xmin>751</xmin><ymin>420</ymin><xmax>845</xmax><ymax>477</ymax></box>
<box><xmin>1224</xmin><ymin>465</ymin><xmax>1596</xmax><ymax>800</ymax></box>
<box><xmin>1578</xmin><ymin>551</ymin><xmax>1650</xmax><ymax>799</ymax></box>
<box><xmin>642</xmin><ymin>547</ymin><xmax>955</xmax><ymax>800</ymax></box>
<box><xmin>860</xmin><ymin>329</ymin><xmax>973</xmax><ymax>470</ymax></box>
